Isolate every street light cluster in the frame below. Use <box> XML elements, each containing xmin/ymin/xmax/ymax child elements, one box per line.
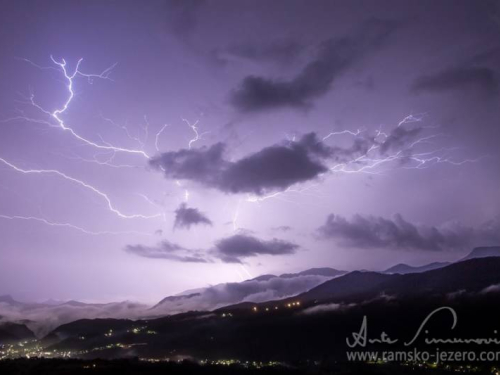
<box><xmin>251</xmin><ymin>301</ymin><xmax>301</xmax><ymax>313</ymax></box>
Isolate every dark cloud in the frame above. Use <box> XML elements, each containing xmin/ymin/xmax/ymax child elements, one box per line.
<box><xmin>318</xmin><ymin>213</ymin><xmax>500</xmax><ymax>252</ymax></box>
<box><xmin>411</xmin><ymin>67</ymin><xmax>499</xmax><ymax>95</ymax></box>
<box><xmin>229</xmin><ymin>18</ymin><xmax>396</xmax><ymax>112</ymax></box>
<box><xmin>125</xmin><ymin>234</ymin><xmax>298</xmax><ymax>264</ymax></box>
<box><xmin>150</xmin><ymin>133</ymin><xmax>331</xmax><ymax>195</ymax></box>
<box><xmin>174</xmin><ymin>203</ymin><xmax>212</xmax><ymax>230</ymax></box>
<box><xmin>125</xmin><ymin>240</ymin><xmax>208</xmax><ymax>263</ymax></box>
<box><xmin>353</xmin><ymin>76</ymin><xmax>375</xmax><ymax>90</ymax></box>
<box><xmin>151</xmin><ymin>122</ymin><xmax>437</xmax><ymax>194</ymax></box>
<box><xmin>379</xmin><ymin>125</ymin><xmax>423</xmax><ymax>154</ymax></box>
<box><xmin>328</xmin><ymin>120</ymin><xmax>427</xmax><ymax>162</ymax></box>
<box><xmin>213</xmin><ymin>39</ymin><xmax>305</xmax><ymax>67</ymax></box>
<box><xmin>220</xmin><ymin>133</ymin><xmax>330</xmax><ymax>194</ymax></box>
<box><xmin>494</xmin><ymin>14</ymin><xmax>500</xmax><ymax>29</ymax></box>
<box><xmin>212</xmin><ymin>234</ymin><xmax>299</xmax><ymax>263</ymax></box>
<box><xmin>164</xmin><ymin>0</ymin><xmax>205</xmax><ymax>39</ymax></box>
<box><xmin>150</xmin><ymin>142</ymin><xmax>227</xmax><ymax>187</ymax></box>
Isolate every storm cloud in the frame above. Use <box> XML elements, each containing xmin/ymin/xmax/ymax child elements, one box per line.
<box><xmin>378</xmin><ymin>124</ymin><xmax>424</xmax><ymax>154</ymax></box>
<box><xmin>174</xmin><ymin>203</ymin><xmax>212</xmax><ymax>229</ymax></box>
<box><xmin>229</xmin><ymin>18</ymin><xmax>396</xmax><ymax>112</ymax></box>
<box><xmin>125</xmin><ymin>234</ymin><xmax>299</xmax><ymax>264</ymax></box>
<box><xmin>164</xmin><ymin>0</ymin><xmax>205</xmax><ymax>39</ymax></box>
<box><xmin>411</xmin><ymin>66</ymin><xmax>499</xmax><ymax>95</ymax></box>
<box><xmin>150</xmin><ymin>122</ymin><xmax>440</xmax><ymax>195</ymax></box>
<box><xmin>150</xmin><ymin>133</ymin><xmax>331</xmax><ymax>195</ymax></box>
<box><xmin>125</xmin><ymin>240</ymin><xmax>208</xmax><ymax>263</ymax></box>
<box><xmin>212</xmin><ymin>234</ymin><xmax>299</xmax><ymax>263</ymax></box>
<box><xmin>318</xmin><ymin>213</ymin><xmax>500</xmax><ymax>252</ymax></box>
<box><xmin>213</xmin><ymin>39</ymin><xmax>305</xmax><ymax>67</ymax></box>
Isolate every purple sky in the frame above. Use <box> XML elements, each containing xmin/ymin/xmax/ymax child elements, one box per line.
<box><xmin>0</xmin><ymin>0</ymin><xmax>499</xmax><ymax>303</ymax></box>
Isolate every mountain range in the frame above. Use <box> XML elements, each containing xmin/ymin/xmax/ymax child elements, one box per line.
<box><xmin>34</xmin><ymin>255</ymin><xmax>500</xmax><ymax>362</ymax></box>
<box><xmin>383</xmin><ymin>246</ymin><xmax>500</xmax><ymax>274</ymax></box>
<box><xmin>149</xmin><ymin>267</ymin><xmax>346</xmax><ymax>316</ymax></box>
<box><xmin>1</xmin><ymin>246</ymin><xmax>499</xmax><ymax>343</ymax></box>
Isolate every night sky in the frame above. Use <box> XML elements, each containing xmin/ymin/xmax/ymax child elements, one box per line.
<box><xmin>0</xmin><ymin>0</ymin><xmax>499</xmax><ymax>303</ymax></box>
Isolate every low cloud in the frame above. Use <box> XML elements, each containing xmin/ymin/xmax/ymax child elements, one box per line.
<box><xmin>174</xmin><ymin>203</ymin><xmax>212</xmax><ymax>229</ymax></box>
<box><xmin>411</xmin><ymin>66</ymin><xmax>498</xmax><ymax>95</ymax></box>
<box><xmin>318</xmin><ymin>213</ymin><xmax>500</xmax><ymax>252</ymax></box>
<box><xmin>301</xmin><ymin>303</ymin><xmax>344</xmax><ymax>315</ymax></box>
<box><xmin>229</xmin><ymin>18</ymin><xmax>396</xmax><ymax>112</ymax></box>
<box><xmin>125</xmin><ymin>240</ymin><xmax>208</xmax><ymax>263</ymax></box>
<box><xmin>0</xmin><ymin>299</ymin><xmax>147</xmax><ymax>338</ymax></box>
<box><xmin>212</xmin><ymin>234</ymin><xmax>299</xmax><ymax>263</ymax></box>
<box><xmin>125</xmin><ymin>234</ymin><xmax>299</xmax><ymax>264</ymax></box>
<box><xmin>151</xmin><ymin>274</ymin><xmax>334</xmax><ymax>315</ymax></box>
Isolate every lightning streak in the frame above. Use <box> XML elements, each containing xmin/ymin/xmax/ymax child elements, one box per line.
<box><xmin>231</xmin><ymin>199</ymin><xmax>242</xmax><ymax>231</ymax></box>
<box><xmin>17</xmin><ymin>57</ymin><xmax>151</xmax><ymax>159</ymax></box>
<box><xmin>239</xmin><ymin>264</ymin><xmax>253</xmax><ymax>279</ymax></box>
<box><xmin>397</xmin><ymin>113</ymin><xmax>426</xmax><ymax>127</ymax></box>
<box><xmin>0</xmin><ymin>214</ymin><xmax>151</xmax><ymax>236</ymax></box>
<box><xmin>155</xmin><ymin>124</ymin><xmax>169</xmax><ymax>152</ymax></box>
<box><xmin>141</xmin><ymin>115</ymin><xmax>150</xmax><ymax>147</ymax></box>
<box><xmin>330</xmin><ymin>145</ymin><xmax>483</xmax><ymax>174</ymax></box>
<box><xmin>241</xmin><ymin>114</ymin><xmax>484</xmax><ymax>215</ymax></box>
<box><xmin>99</xmin><ymin>114</ymin><xmax>146</xmax><ymax>149</ymax></box>
<box><xmin>322</xmin><ymin>129</ymin><xmax>362</xmax><ymax>141</ymax></box>
<box><xmin>245</xmin><ymin>185</ymin><xmax>324</xmax><ymax>203</ymax></box>
<box><xmin>174</xmin><ymin>180</ymin><xmax>190</xmax><ymax>202</ymax></box>
<box><xmin>55</xmin><ymin>151</ymin><xmax>139</xmax><ymax>170</ymax></box>
<box><xmin>182</xmin><ymin>118</ymin><xmax>209</xmax><ymax>149</ymax></box>
<box><xmin>329</xmin><ymin>115</ymin><xmax>483</xmax><ymax>175</ymax></box>
<box><xmin>0</xmin><ymin>157</ymin><xmax>161</xmax><ymax>219</ymax></box>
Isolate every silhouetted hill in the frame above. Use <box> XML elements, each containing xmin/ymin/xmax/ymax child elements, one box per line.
<box><xmin>0</xmin><ymin>322</ymin><xmax>35</xmax><ymax>344</ymax></box>
<box><xmin>50</xmin><ymin>318</ymin><xmax>132</xmax><ymax>338</ymax></box>
<box><xmin>384</xmin><ymin>261</ymin><xmax>450</xmax><ymax>274</ymax></box>
<box><xmin>0</xmin><ymin>295</ymin><xmax>26</xmax><ymax>308</ymax></box>
<box><xmin>294</xmin><ymin>257</ymin><xmax>500</xmax><ymax>304</ymax></box>
<box><xmin>297</xmin><ymin>271</ymin><xmax>394</xmax><ymax>302</ymax></box>
<box><xmin>152</xmin><ymin>268</ymin><xmax>345</xmax><ymax>314</ymax></box>
<box><xmin>460</xmin><ymin>246</ymin><xmax>500</xmax><ymax>261</ymax></box>
<box><xmin>250</xmin><ymin>274</ymin><xmax>277</xmax><ymax>282</ymax></box>
<box><xmin>153</xmin><ymin>293</ymin><xmax>202</xmax><ymax>309</ymax></box>
<box><xmin>219</xmin><ymin>257</ymin><xmax>500</xmax><ymax>312</ymax></box>
<box><xmin>279</xmin><ymin>267</ymin><xmax>346</xmax><ymax>278</ymax></box>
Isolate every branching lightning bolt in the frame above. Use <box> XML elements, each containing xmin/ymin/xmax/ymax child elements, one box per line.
<box><xmin>155</xmin><ymin>124</ymin><xmax>169</xmax><ymax>152</ymax></box>
<box><xmin>397</xmin><ymin>113</ymin><xmax>425</xmax><ymax>127</ymax></box>
<box><xmin>13</xmin><ymin>57</ymin><xmax>151</xmax><ymax>159</ymax></box>
<box><xmin>0</xmin><ymin>214</ymin><xmax>152</xmax><ymax>236</ymax></box>
<box><xmin>0</xmin><ymin>157</ymin><xmax>161</xmax><ymax>219</ymax></box>
<box><xmin>328</xmin><ymin>114</ymin><xmax>485</xmax><ymax>175</ymax></box>
<box><xmin>182</xmin><ymin>118</ymin><xmax>209</xmax><ymax>149</ymax></box>
<box><xmin>322</xmin><ymin>129</ymin><xmax>362</xmax><ymax>141</ymax></box>
<box><xmin>245</xmin><ymin>114</ymin><xmax>485</xmax><ymax>212</ymax></box>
